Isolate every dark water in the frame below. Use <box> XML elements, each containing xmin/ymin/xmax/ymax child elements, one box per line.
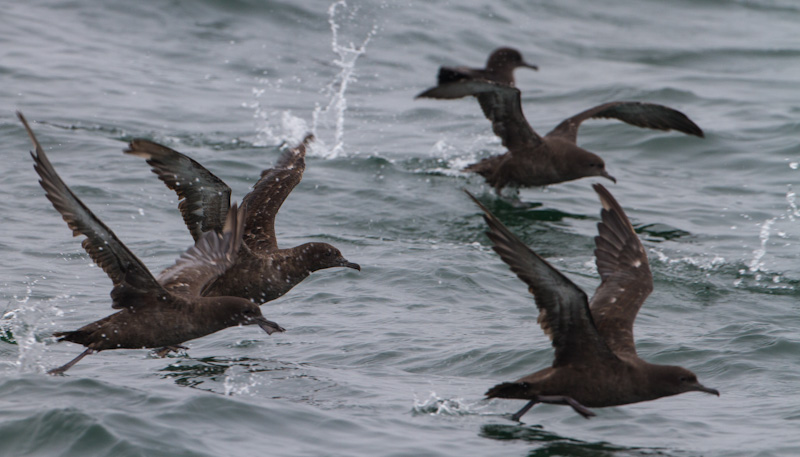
<box><xmin>2</xmin><ymin>0</ymin><xmax>799</xmax><ymax>456</ymax></box>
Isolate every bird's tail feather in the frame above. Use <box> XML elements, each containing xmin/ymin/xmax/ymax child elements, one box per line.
<box><xmin>53</xmin><ymin>330</ymin><xmax>89</xmax><ymax>345</ymax></box>
<box><xmin>485</xmin><ymin>381</ymin><xmax>529</xmax><ymax>399</ymax></box>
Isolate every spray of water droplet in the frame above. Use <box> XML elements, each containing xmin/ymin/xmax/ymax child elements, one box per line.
<box><xmin>310</xmin><ymin>1</ymin><xmax>377</xmax><ymax>158</ymax></box>
<box><xmin>2</xmin><ymin>278</ymin><xmax>63</xmax><ymax>374</ymax></box>
<box><xmin>412</xmin><ymin>391</ymin><xmax>487</xmax><ymax>416</ymax></box>
<box><xmin>251</xmin><ymin>1</ymin><xmax>377</xmax><ymax>159</ymax></box>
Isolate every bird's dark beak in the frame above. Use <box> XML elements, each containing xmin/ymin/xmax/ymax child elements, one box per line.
<box><xmin>253</xmin><ymin>316</ymin><xmax>286</xmax><ymax>335</ymax></box>
<box><xmin>523</xmin><ymin>62</ymin><xmax>539</xmax><ymax>71</ymax></box>
<box><xmin>690</xmin><ymin>382</ymin><xmax>720</xmax><ymax>396</ymax></box>
<box><xmin>601</xmin><ymin>170</ymin><xmax>617</xmax><ymax>184</ymax></box>
<box><xmin>340</xmin><ymin>259</ymin><xmax>361</xmax><ymax>271</ymax></box>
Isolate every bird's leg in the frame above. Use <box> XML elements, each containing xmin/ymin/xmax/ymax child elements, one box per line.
<box><xmin>537</xmin><ymin>395</ymin><xmax>596</xmax><ymax>419</ymax></box>
<box><xmin>153</xmin><ymin>345</ymin><xmax>188</xmax><ymax>357</ymax></box>
<box><xmin>47</xmin><ymin>348</ymin><xmax>95</xmax><ymax>375</ymax></box>
<box><xmin>510</xmin><ymin>399</ymin><xmax>539</xmax><ymax>421</ymax></box>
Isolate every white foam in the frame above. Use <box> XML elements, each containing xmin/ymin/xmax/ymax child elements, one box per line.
<box><xmin>412</xmin><ymin>391</ymin><xmax>486</xmax><ymax>416</ymax></box>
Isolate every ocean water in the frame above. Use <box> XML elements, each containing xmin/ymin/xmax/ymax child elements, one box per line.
<box><xmin>2</xmin><ymin>0</ymin><xmax>799</xmax><ymax>455</ymax></box>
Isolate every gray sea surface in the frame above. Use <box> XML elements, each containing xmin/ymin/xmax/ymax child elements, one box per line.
<box><xmin>2</xmin><ymin>0</ymin><xmax>799</xmax><ymax>456</ymax></box>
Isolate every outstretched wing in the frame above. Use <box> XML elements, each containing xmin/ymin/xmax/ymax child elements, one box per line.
<box><xmin>417</xmin><ymin>80</ymin><xmax>543</xmax><ymax>153</ymax></box>
<box><xmin>467</xmin><ymin>191</ymin><xmax>616</xmax><ymax>367</ymax></box>
<box><xmin>242</xmin><ymin>134</ymin><xmax>312</xmax><ymax>253</ymax></box>
<box><xmin>547</xmin><ymin>101</ymin><xmax>704</xmax><ymax>143</ymax></box>
<box><xmin>588</xmin><ymin>184</ymin><xmax>654</xmax><ymax>357</ymax></box>
<box><xmin>124</xmin><ymin>140</ymin><xmax>232</xmax><ymax>241</ymax></box>
<box><xmin>19</xmin><ymin>112</ymin><xmax>167</xmax><ymax>309</ymax></box>
<box><xmin>436</xmin><ymin>66</ymin><xmax>483</xmax><ymax>85</ymax></box>
<box><xmin>157</xmin><ymin>203</ymin><xmax>245</xmax><ymax>297</ymax></box>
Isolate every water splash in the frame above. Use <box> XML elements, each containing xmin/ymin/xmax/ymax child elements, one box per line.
<box><xmin>310</xmin><ymin>1</ymin><xmax>377</xmax><ymax>158</ymax></box>
<box><xmin>407</xmin><ymin>134</ymin><xmax>500</xmax><ymax>176</ymax></box>
<box><xmin>786</xmin><ymin>184</ymin><xmax>800</xmax><ymax>221</ymax></box>
<box><xmin>412</xmin><ymin>392</ymin><xmax>485</xmax><ymax>416</ymax></box>
<box><xmin>748</xmin><ymin>217</ymin><xmax>776</xmax><ymax>275</ymax></box>
<box><xmin>222</xmin><ymin>364</ymin><xmax>262</xmax><ymax>396</ymax></box>
<box><xmin>252</xmin><ymin>105</ymin><xmax>312</xmax><ymax>148</ymax></box>
<box><xmin>1</xmin><ymin>279</ymin><xmax>62</xmax><ymax>374</ymax></box>
<box><xmin>649</xmin><ymin>248</ymin><xmax>727</xmax><ymax>271</ymax></box>
<box><xmin>251</xmin><ymin>1</ymin><xmax>377</xmax><ymax>158</ymax></box>
<box><xmin>744</xmin><ymin>186</ymin><xmax>799</xmax><ymax>276</ymax></box>
<box><xmin>729</xmin><ymin>185</ymin><xmax>800</xmax><ymax>288</ymax></box>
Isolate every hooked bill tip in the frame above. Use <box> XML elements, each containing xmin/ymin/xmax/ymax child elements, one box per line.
<box><xmin>692</xmin><ymin>383</ymin><xmax>720</xmax><ymax>397</ymax></box>
<box><xmin>343</xmin><ymin>261</ymin><xmax>361</xmax><ymax>271</ymax></box>
<box><xmin>256</xmin><ymin>317</ymin><xmax>285</xmax><ymax>335</ymax></box>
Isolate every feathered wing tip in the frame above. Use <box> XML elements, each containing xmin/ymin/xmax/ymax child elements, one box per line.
<box><xmin>17</xmin><ymin>112</ymin><xmax>45</xmax><ymax>157</ymax></box>
<box><xmin>19</xmin><ymin>111</ymin><xmax>165</xmax><ymax>307</ymax></box>
<box><xmin>265</xmin><ymin>134</ymin><xmax>312</xmax><ymax>176</ymax></box>
<box><xmin>122</xmin><ymin>138</ymin><xmax>232</xmax><ymax>241</ymax></box>
<box><xmin>547</xmin><ymin>101</ymin><xmax>706</xmax><ymax>145</ymax></box>
<box><xmin>463</xmin><ymin>190</ymin><xmax>528</xmax><ymax>254</ymax></box>
<box><xmin>592</xmin><ymin>184</ymin><xmax>634</xmax><ymax>231</ymax></box>
<box><xmin>300</xmin><ymin>133</ymin><xmax>315</xmax><ymax>147</ymax></box>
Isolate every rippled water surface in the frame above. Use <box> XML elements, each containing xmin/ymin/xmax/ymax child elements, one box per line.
<box><xmin>2</xmin><ymin>1</ymin><xmax>800</xmax><ymax>456</ymax></box>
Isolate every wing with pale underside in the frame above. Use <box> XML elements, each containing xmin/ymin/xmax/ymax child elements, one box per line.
<box><xmin>467</xmin><ymin>191</ymin><xmax>617</xmax><ymax>367</ymax></box>
<box><xmin>546</xmin><ymin>101</ymin><xmax>705</xmax><ymax>143</ymax></box>
<box><xmin>19</xmin><ymin>112</ymin><xmax>167</xmax><ymax>309</ymax></box>
<box><xmin>157</xmin><ymin>203</ymin><xmax>245</xmax><ymax>297</ymax></box>
<box><xmin>416</xmin><ymin>80</ymin><xmax>543</xmax><ymax>153</ymax></box>
<box><xmin>242</xmin><ymin>134</ymin><xmax>312</xmax><ymax>253</ymax></box>
<box><xmin>124</xmin><ymin>140</ymin><xmax>232</xmax><ymax>241</ymax></box>
<box><xmin>588</xmin><ymin>184</ymin><xmax>654</xmax><ymax>357</ymax></box>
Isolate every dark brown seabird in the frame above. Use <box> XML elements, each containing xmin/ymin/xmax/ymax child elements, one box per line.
<box><xmin>123</xmin><ymin>136</ymin><xmax>360</xmax><ymax>304</ymax></box>
<box><xmin>418</xmin><ymin>80</ymin><xmax>704</xmax><ymax>195</ymax></box>
<box><xmin>435</xmin><ymin>47</ymin><xmax>538</xmax><ymax>87</ymax></box>
<box><xmin>18</xmin><ymin>112</ymin><xmax>285</xmax><ymax>375</ymax></box>
<box><xmin>467</xmin><ymin>185</ymin><xmax>718</xmax><ymax>420</ymax></box>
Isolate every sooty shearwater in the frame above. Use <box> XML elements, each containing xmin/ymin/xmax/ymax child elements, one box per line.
<box><xmin>434</xmin><ymin>47</ymin><xmax>538</xmax><ymax>87</ymax></box>
<box><xmin>467</xmin><ymin>185</ymin><xmax>718</xmax><ymax>419</ymax></box>
<box><xmin>18</xmin><ymin>112</ymin><xmax>284</xmax><ymax>375</ymax></box>
<box><xmin>418</xmin><ymin>80</ymin><xmax>704</xmax><ymax>195</ymax></box>
<box><xmin>123</xmin><ymin>135</ymin><xmax>360</xmax><ymax>304</ymax></box>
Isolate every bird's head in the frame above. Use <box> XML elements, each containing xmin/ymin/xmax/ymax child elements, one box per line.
<box><xmin>296</xmin><ymin>242</ymin><xmax>361</xmax><ymax>273</ymax></box>
<box><xmin>487</xmin><ymin>47</ymin><xmax>539</xmax><ymax>74</ymax></box>
<box><xmin>571</xmin><ymin>149</ymin><xmax>616</xmax><ymax>184</ymax></box>
<box><xmin>652</xmin><ymin>365</ymin><xmax>720</xmax><ymax>399</ymax></box>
